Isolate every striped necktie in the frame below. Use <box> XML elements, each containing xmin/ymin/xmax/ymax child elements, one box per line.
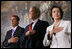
<box><xmin>12</xmin><ymin>29</ymin><xmax>15</xmax><ymax>36</ymax></box>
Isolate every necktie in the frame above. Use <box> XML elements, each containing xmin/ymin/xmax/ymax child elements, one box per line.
<box><xmin>28</xmin><ymin>22</ymin><xmax>33</xmax><ymax>40</ymax></box>
<box><xmin>12</xmin><ymin>29</ymin><xmax>15</xmax><ymax>36</ymax></box>
<box><xmin>29</xmin><ymin>22</ymin><xmax>33</xmax><ymax>31</ymax></box>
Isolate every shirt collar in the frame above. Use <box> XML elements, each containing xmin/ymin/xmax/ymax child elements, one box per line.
<box><xmin>12</xmin><ymin>26</ymin><xmax>18</xmax><ymax>31</ymax></box>
<box><xmin>32</xmin><ymin>18</ymin><xmax>39</xmax><ymax>24</ymax></box>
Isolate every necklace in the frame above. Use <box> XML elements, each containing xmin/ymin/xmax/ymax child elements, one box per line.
<box><xmin>54</xmin><ymin>21</ymin><xmax>60</xmax><ymax>28</ymax></box>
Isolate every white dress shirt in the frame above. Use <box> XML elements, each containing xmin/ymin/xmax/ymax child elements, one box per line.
<box><xmin>43</xmin><ymin>20</ymin><xmax>71</xmax><ymax>48</ymax></box>
<box><xmin>11</xmin><ymin>26</ymin><xmax>18</xmax><ymax>36</ymax></box>
<box><xmin>32</xmin><ymin>18</ymin><xmax>39</xmax><ymax>30</ymax></box>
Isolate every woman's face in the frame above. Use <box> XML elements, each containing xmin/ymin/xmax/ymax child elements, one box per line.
<box><xmin>52</xmin><ymin>8</ymin><xmax>61</xmax><ymax>20</ymax></box>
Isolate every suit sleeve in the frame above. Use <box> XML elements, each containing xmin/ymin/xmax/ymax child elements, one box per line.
<box><xmin>67</xmin><ymin>21</ymin><xmax>71</xmax><ymax>34</ymax></box>
<box><xmin>2</xmin><ymin>31</ymin><xmax>10</xmax><ymax>47</ymax></box>
<box><xmin>20</xmin><ymin>26</ymin><xmax>28</xmax><ymax>48</ymax></box>
<box><xmin>43</xmin><ymin>27</ymin><xmax>51</xmax><ymax>46</ymax></box>
<box><xmin>41</xmin><ymin>22</ymin><xmax>49</xmax><ymax>39</ymax></box>
<box><xmin>67</xmin><ymin>21</ymin><xmax>71</xmax><ymax>45</ymax></box>
<box><xmin>33</xmin><ymin>21</ymin><xmax>50</xmax><ymax>47</ymax></box>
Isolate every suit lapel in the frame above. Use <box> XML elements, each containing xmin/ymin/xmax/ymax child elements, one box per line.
<box><xmin>9</xmin><ymin>30</ymin><xmax>13</xmax><ymax>38</ymax></box>
<box><xmin>13</xmin><ymin>26</ymin><xmax>19</xmax><ymax>37</ymax></box>
<box><xmin>33</xmin><ymin>19</ymin><xmax>41</xmax><ymax>30</ymax></box>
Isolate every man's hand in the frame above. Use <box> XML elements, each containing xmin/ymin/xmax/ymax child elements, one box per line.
<box><xmin>8</xmin><ymin>37</ymin><xmax>19</xmax><ymax>43</ymax></box>
<box><xmin>25</xmin><ymin>31</ymin><xmax>30</xmax><ymax>36</ymax></box>
<box><xmin>29</xmin><ymin>30</ymin><xmax>36</xmax><ymax>35</ymax></box>
<box><xmin>25</xmin><ymin>30</ymin><xmax>36</xmax><ymax>36</ymax></box>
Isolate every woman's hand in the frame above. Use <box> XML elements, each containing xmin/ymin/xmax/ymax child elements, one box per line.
<box><xmin>50</xmin><ymin>27</ymin><xmax>63</xmax><ymax>38</ymax></box>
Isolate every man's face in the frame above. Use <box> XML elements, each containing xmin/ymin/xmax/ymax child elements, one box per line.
<box><xmin>11</xmin><ymin>16</ymin><xmax>18</xmax><ymax>27</ymax></box>
<box><xmin>29</xmin><ymin>7</ymin><xmax>38</xmax><ymax>20</ymax></box>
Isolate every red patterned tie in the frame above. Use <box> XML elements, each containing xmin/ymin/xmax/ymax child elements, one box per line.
<box><xmin>28</xmin><ymin>22</ymin><xmax>33</xmax><ymax>40</ymax></box>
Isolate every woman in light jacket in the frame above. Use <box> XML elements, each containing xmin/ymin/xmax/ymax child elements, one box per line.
<box><xmin>43</xmin><ymin>5</ymin><xmax>71</xmax><ymax>48</ymax></box>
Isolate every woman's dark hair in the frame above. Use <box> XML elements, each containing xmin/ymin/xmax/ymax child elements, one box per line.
<box><xmin>49</xmin><ymin>5</ymin><xmax>63</xmax><ymax>21</ymax></box>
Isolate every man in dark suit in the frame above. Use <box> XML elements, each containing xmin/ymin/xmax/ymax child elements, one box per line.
<box><xmin>2</xmin><ymin>15</ymin><xmax>24</xmax><ymax>48</ymax></box>
<box><xmin>20</xmin><ymin>6</ymin><xmax>49</xmax><ymax>48</ymax></box>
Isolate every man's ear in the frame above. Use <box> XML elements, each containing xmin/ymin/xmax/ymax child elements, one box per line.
<box><xmin>37</xmin><ymin>12</ymin><xmax>39</xmax><ymax>17</ymax></box>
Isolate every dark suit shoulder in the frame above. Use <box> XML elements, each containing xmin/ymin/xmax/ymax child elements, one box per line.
<box><xmin>17</xmin><ymin>26</ymin><xmax>25</xmax><ymax>30</ymax></box>
<box><xmin>17</xmin><ymin>26</ymin><xmax>25</xmax><ymax>34</ymax></box>
<box><xmin>7</xmin><ymin>26</ymin><xmax>24</xmax><ymax>33</ymax></box>
<box><xmin>41</xmin><ymin>20</ymin><xmax>49</xmax><ymax>23</ymax></box>
<box><xmin>6</xmin><ymin>30</ymin><xmax>12</xmax><ymax>33</ymax></box>
<box><xmin>40</xmin><ymin>20</ymin><xmax>49</xmax><ymax>25</ymax></box>
<box><xmin>18</xmin><ymin>26</ymin><xmax>24</xmax><ymax>29</ymax></box>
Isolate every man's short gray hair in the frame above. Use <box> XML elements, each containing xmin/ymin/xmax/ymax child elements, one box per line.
<box><xmin>30</xmin><ymin>6</ymin><xmax>40</xmax><ymax>18</ymax></box>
